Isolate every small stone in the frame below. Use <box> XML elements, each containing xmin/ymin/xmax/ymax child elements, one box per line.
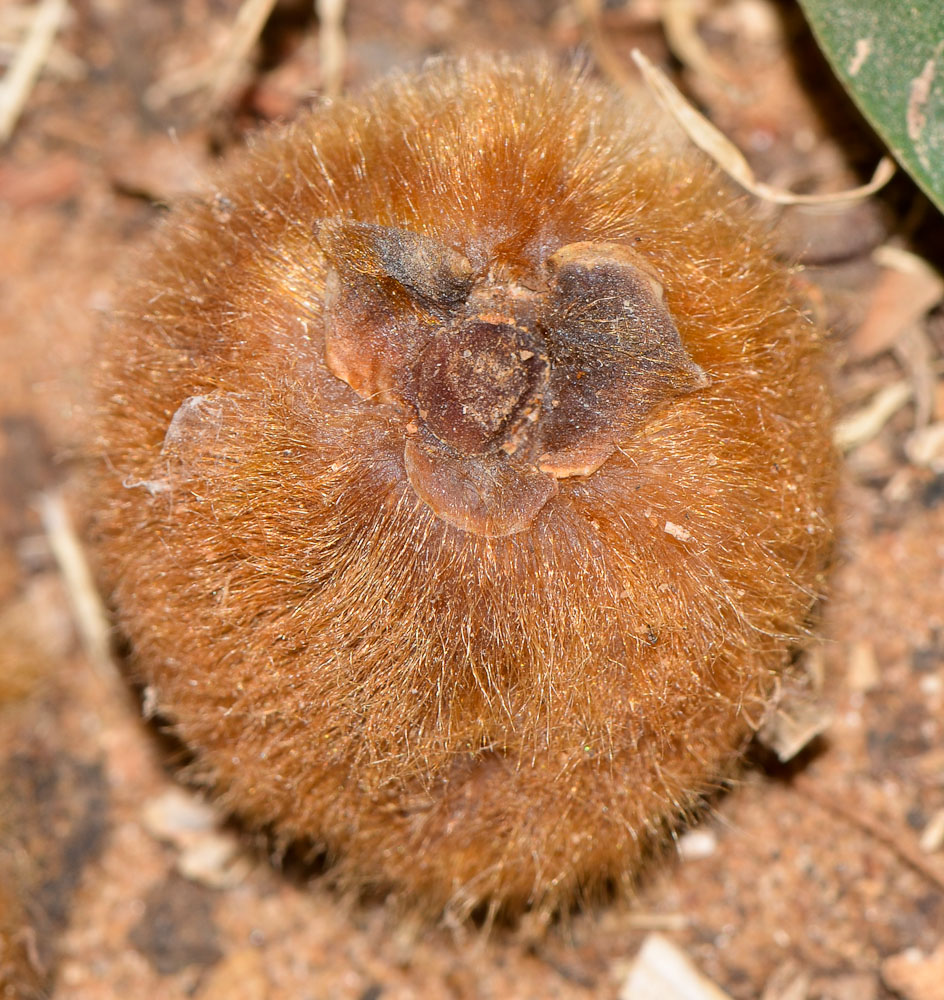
<box><xmin>676</xmin><ymin>828</ymin><xmax>718</xmax><ymax>861</ymax></box>
<box><xmin>919</xmin><ymin>808</ymin><xmax>944</xmax><ymax>854</ymax></box>
<box><xmin>620</xmin><ymin>934</ymin><xmax>733</xmax><ymax>1000</ymax></box>
<box><xmin>847</xmin><ymin>640</ymin><xmax>880</xmax><ymax>692</ymax></box>
<box><xmin>881</xmin><ymin>943</ymin><xmax>944</xmax><ymax>1000</ymax></box>
<box><xmin>664</xmin><ymin>521</ymin><xmax>692</xmax><ymax>542</ymax></box>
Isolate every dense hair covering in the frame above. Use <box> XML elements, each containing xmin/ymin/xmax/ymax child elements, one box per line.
<box><xmin>92</xmin><ymin>56</ymin><xmax>835</xmax><ymax>916</ymax></box>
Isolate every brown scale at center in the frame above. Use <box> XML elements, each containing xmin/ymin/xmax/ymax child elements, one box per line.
<box><xmin>411</xmin><ymin>319</ymin><xmax>547</xmax><ymax>456</ymax></box>
<box><xmin>317</xmin><ymin>219</ymin><xmax>709</xmax><ymax>537</ymax></box>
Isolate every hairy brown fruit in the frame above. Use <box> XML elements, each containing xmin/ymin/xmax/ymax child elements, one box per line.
<box><xmin>91</xmin><ymin>56</ymin><xmax>835</xmax><ymax>917</ymax></box>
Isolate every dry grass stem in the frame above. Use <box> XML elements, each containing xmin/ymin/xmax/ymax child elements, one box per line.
<box><xmin>662</xmin><ymin>0</ymin><xmax>735</xmax><ymax>91</ymax></box>
<box><xmin>919</xmin><ymin>808</ymin><xmax>944</xmax><ymax>854</ymax></box>
<box><xmin>630</xmin><ymin>48</ymin><xmax>895</xmax><ymax>206</ymax></box>
<box><xmin>906</xmin><ymin>421</ymin><xmax>944</xmax><ymax>472</ymax></box>
<box><xmin>834</xmin><ymin>380</ymin><xmax>913</xmax><ymax>452</ymax></box>
<box><xmin>144</xmin><ymin>0</ymin><xmax>278</xmax><ymax>113</ymax></box>
<box><xmin>573</xmin><ymin>0</ymin><xmax>636</xmax><ymax>90</ymax></box>
<box><xmin>317</xmin><ymin>0</ymin><xmax>347</xmax><ymax>98</ymax></box>
<box><xmin>38</xmin><ymin>491</ymin><xmax>117</xmax><ymax>685</ymax></box>
<box><xmin>0</xmin><ymin>0</ymin><xmax>67</xmax><ymax>144</ymax></box>
<box><xmin>205</xmin><ymin>0</ymin><xmax>279</xmax><ymax>112</ymax></box>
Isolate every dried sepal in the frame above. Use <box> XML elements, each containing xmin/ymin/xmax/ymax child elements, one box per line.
<box><xmin>406</xmin><ymin>319</ymin><xmax>547</xmax><ymax>456</ymax></box>
<box><xmin>538</xmin><ymin>242</ymin><xmax>710</xmax><ymax>478</ymax></box>
<box><xmin>317</xmin><ymin>220</ymin><xmax>474</xmax><ymax>402</ymax></box>
<box><xmin>318</xmin><ymin>227</ymin><xmax>712</xmax><ymax>530</ymax></box>
<box><xmin>404</xmin><ymin>432</ymin><xmax>558</xmax><ymax>537</ymax></box>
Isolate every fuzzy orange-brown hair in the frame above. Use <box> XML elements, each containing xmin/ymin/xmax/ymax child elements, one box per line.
<box><xmin>91</xmin><ymin>55</ymin><xmax>835</xmax><ymax>917</ymax></box>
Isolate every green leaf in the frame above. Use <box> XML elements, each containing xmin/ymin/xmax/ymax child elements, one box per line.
<box><xmin>798</xmin><ymin>0</ymin><xmax>944</xmax><ymax>214</ymax></box>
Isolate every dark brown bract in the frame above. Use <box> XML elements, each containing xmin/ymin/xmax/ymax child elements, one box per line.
<box><xmin>91</xmin><ymin>56</ymin><xmax>836</xmax><ymax>917</ymax></box>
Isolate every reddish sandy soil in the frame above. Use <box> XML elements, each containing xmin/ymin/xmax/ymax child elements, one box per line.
<box><xmin>1</xmin><ymin>1</ymin><xmax>942</xmax><ymax>998</ymax></box>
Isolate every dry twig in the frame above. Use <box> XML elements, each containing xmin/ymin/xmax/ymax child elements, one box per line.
<box><xmin>662</xmin><ymin>0</ymin><xmax>735</xmax><ymax>92</ymax></box>
<box><xmin>833</xmin><ymin>380</ymin><xmax>913</xmax><ymax>452</ymax></box>
<box><xmin>0</xmin><ymin>0</ymin><xmax>67</xmax><ymax>144</ymax></box>
<box><xmin>205</xmin><ymin>0</ymin><xmax>278</xmax><ymax>112</ymax></box>
<box><xmin>573</xmin><ymin>2</ymin><xmax>896</xmax><ymax>206</ymax></box>
<box><xmin>630</xmin><ymin>48</ymin><xmax>896</xmax><ymax>206</ymax></box>
<box><xmin>145</xmin><ymin>0</ymin><xmax>278</xmax><ymax>114</ymax></box>
<box><xmin>316</xmin><ymin>0</ymin><xmax>347</xmax><ymax>99</ymax></box>
<box><xmin>572</xmin><ymin>0</ymin><xmax>636</xmax><ymax>90</ymax></box>
<box><xmin>38</xmin><ymin>491</ymin><xmax>117</xmax><ymax>686</ymax></box>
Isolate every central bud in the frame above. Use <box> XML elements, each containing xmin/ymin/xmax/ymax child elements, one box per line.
<box><xmin>412</xmin><ymin>321</ymin><xmax>545</xmax><ymax>455</ymax></box>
